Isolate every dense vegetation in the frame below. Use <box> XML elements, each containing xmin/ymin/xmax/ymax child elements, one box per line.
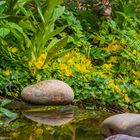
<box><xmin>0</xmin><ymin>0</ymin><xmax>140</xmax><ymax>112</ymax></box>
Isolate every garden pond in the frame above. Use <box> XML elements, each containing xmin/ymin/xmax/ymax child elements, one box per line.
<box><xmin>0</xmin><ymin>101</ymin><xmax>113</xmax><ymax>140</ymax></box>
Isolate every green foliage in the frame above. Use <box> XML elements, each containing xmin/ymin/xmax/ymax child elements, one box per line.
<box><xmin>0</xmin><ymin>0</ymin><xmax>70</xmax><ymax>95</ymax></box>
<box><xmin>0</xmin><ymin>0</ymin><xmax>140</xmax><ymax>112</ymax></box>
<box><xmin>0</xmin><ymin>99</ymin><xmax>17</xmax><ymax>126</ymax></box>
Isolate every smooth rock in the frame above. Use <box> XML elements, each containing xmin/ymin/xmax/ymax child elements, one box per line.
<box><xmin>105</xmin><ymin>134</ymin><xmax>140</xmax><ymax>140</ymax></box>
<box><xmin>21</xmin><ymin>80</ymin><xmax>74</xmax><ymax>104</ymax></box>
<box><xmin>100</xmin><ymin>113</ymin><xmax>140</xmax><ymax>137</ymax></box>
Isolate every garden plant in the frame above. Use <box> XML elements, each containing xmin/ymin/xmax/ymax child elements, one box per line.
<box><xmin>0</xmin><ymin>0</ymin><xmax>140</xmax><ymax>119</ymax></box>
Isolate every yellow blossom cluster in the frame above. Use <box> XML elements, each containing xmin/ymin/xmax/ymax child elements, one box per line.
<box><xmin>133</xmin><ymin>80</ymin><xmax>140</xmax><ymax>86</ymax></box>
<box><xmin>102</xmin><ymin>63</ymin><xmax>112</xmax><ymax>71</ymax></box>
<box><xmin>108</xmin><ymin>56</ymin><xmax>117</xmax><ymax>63</ymax></box>
<box><xmin>103</xmin><ymin>40</ymin><xmax>121</xmax><ymax>52</ymax></box>
<box><xmin>28</xmin><ymin>53</ymin><xmax>47</xmax><ymax>76</ymax></box>
<box><xmin>109</xmin><ymin>79</ymin><xmax>130</xmax><ymax>102</ymax></box>
<box><xmin>11</xmin><ymin>47</ymin><xmax>18</xmax><ymax>53</ymax></box>
<box><xmin>59</xmin><ymin>63</ymin><xmax>73</xmax><ymax>77</ymax></box>
<box><xmin>109</xmin><ymin>79</ymin><xmax>121</xmax><ymax>94</ymax></box>
<box><xmin>59</xmin><ymin>50</ymin><xmax>93</xmax><ymax>77</ymax></box>
<box><xmin>4</xmin><ymin>69</ymin><xmax>11</xmax><ymax>76</ymax></box>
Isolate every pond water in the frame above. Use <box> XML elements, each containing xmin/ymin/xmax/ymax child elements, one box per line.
<box><xmin>0</xmin><ymin>104</ymin><xmax>112</xmax><ymax>140</ymax></box>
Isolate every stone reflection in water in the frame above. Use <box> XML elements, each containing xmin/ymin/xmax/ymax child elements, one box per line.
<box><xmin>23</xmin><ymin>106</ymin><xmax>73</xmax><ymax>126</ymax></box>
<box><xmin>1</xmin><ymin>106</ymin><xmax>108</xmax><ymax>140</ymax></box>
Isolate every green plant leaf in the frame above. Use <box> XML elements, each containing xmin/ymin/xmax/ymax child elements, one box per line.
<box><xmin>45</xmin><ymin>37</ymin><xmax>68</xmax><ymax>63</ymax></box>
<box><xmin>0</xmin><ymin>1</ymin><xmax>6</xmax><ymax>13</ymax></box>
<box><xmin>41</xmin><ymin>25</ymin><xmax>67</xmax><ymax>46</ymax></box>
<box><xmin>52</xmin><ymin>6</ymin><xmax>65</xmax><ymax>21</ymax></box>
<box><xmin>34</xmin><ymin>0</ymin><xmax>45</xmax><ymax>23</ymax></box>
<box><xmin>1</xmin><ymin>99</ymin><xmax>11</xmax><ymax>107</ymax></box>
<box><xmin>1</xmin><ymin>108</ymin><xmax>17</xmax><ymax>119</ymax></box>
<box><xmin>7</xmin><ymin>22</ymin><xmax>23</xmax><ymax>33</ymax></box>
<box><xmin>0</xmin><ymin>28</ymin><xmax>10</xmax><ymax>38</ymax></box>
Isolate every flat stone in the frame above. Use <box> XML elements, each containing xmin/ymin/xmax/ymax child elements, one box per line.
<box><xmin>105</xmin><ymin>134</ymin><xmax>140</xmax><ymax>140</ymax></box>
<box><xmin>21</xmin><ymin>80</ymin><xmax>74</xmax><ymax>104</ymax></box>
<box><xmin>100</xmin><ymin>113</ymin><xmax>140</xmax><ymax>137</ymax></box>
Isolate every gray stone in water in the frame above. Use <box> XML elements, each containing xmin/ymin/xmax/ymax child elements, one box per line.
<box><xmin>105</xmin><ymin>134</ymin><xmax>140</xmax><ymax>140</ymax></box>
<box><xmin>21</xmin><ymin>80</ymin><xmax>74</xmax><ymax>104</ymax></box>
<box><xmin>100</xmin><ymin>113</ymin><xmax>140</xmax><ymax>138</ymax></box>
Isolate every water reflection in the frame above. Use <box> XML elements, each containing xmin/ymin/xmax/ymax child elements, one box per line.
<box><xmin>23</xmin><ymin>106</ymin><xmax>73</xmax><ymax>126</ymax></box>
<box><xmin>0</xmin><ymin>106</ymin><xmax>110</xmax><ymax>140</ymax></box>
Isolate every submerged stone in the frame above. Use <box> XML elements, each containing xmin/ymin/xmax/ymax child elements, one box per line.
<box><xmin>105</xmin><ymin>134</ymin><xmax>140</xmax><ymax>140</ymax></box>
<box><xmin>21</xmin><ymin>80</ymin><xmax>74</xmax><ymax>104</ymax></box>
<box><xmin>100</xmin><ymin>113</ymin><xmax>140</xmax><ymax>138</ymax></box>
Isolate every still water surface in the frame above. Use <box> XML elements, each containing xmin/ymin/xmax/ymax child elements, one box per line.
<box><xmin>0</xmin><ymin>105</ymin><xmax>112</xmax><ymax>140</ymax></box>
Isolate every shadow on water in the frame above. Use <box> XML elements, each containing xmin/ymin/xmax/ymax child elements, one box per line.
<box><xmin>0</xmin><ymin>104</ymin><xmax>112</xmax><ymax>140</ymax></box>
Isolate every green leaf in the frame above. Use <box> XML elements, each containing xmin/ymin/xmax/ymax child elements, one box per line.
<box><xmin>36</xmin><ymin>26</ymin><xmax>67</xmax><ymax>55</ymax></box>
<box><xmin>0</xmin><ymin>1</ymin><xmax>5</xmax><ymax>5</ymax></box>
<box><xmin>135</xmin><ymin>102</ymin><xmax>140</xmax><ymax>109</ymax></box>
<box><xmin>45</xmin><ymin>37</ymin><xmax>68</xmax><ymax>62</ymax></box>
<box><xmin>52</xmin><ymin>6</ymin><xmax>65</xmax><ymax>21</ymax></box>
<box><xmin>47</xmin><ymin>37</ymin><xmax>68</xmax><ymax>53</ymax></box>
<box><xmin>42</xmin><ymin>25</ymin><xmax>67</xmax><ymax>45</ymax></box>
<box><xmin>34</xmin><ymin>0</ymin><xmax>45</xmax><ymax>23</ymax></box>
<box><xmin>1</xmin><ymin>99</ymin><xmax>11</xmax><ymax>107</ymax></box>
<box><xmin>44</xmin><ymin>0</ymin><xmax>63</xmax><ymax>21</ymax></box>
<box><xmin>7</xmin><ymin>22</ymin><xmax>23</xmax><ymax>33</ymax></box>
<box><xmin>0</xmin><ymin>28</ymin><xmax>10</xmax><ymax>38</ymax></box>
<box><xmin>1</xmin><ymin>108</ymin><xmax>17</xmax><ymax>119</ymax></box>
<box><xmin>0</xmin><ymin>1</ymin><xmax>6</xmax><ymax>13</ymax></box>
<box><xmin>45</xmin><ymin>0</ymin><xmax>63</xmax><ymax>11</ymax></box>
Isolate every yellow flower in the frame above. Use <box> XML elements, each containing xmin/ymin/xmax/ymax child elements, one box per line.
<box><xmin>121</xmin><ymin>38</ymin><xmax>127</xmax><ymax>45</ymax></box>
<box><xmin>124</xmin><ymin>94</ymin><xmax>130</xmax><ymax>103</ymax></box>
<box><xmin>65</xmin><ymin>69</ymin><xmax>73</xmax><ymax>77</ymax></box>
<box><xmin>109</xmin><ymin>79</ymin><xmax>114</xmax><ymax>85</ymax></box>
<box><xmin>4</xmin><ymin>70</ymin><xmax>11</xmax><ymax>76</ymax></box>
<box><xmin>80</xmin><ymin>55</ymin><xmax>87</xmax><ymax>62</ymax></box>
<box><xmin>34</xmin><ymin>61</ymin><xmax>44</xmax><ymax>69</ymax></box>
<box><xmin>107</xmin><ymin>44</ymin><xmax>121</xmax><ymax>52</ymax></box>
<box><xmin>75</xmin><ymin>64</ymin><xmax>88</xmax><ymax>73</ymax></box>
<box><xmin>114</xmin><ymin>85</ymin><xmax>121</xmax><ymax>94</ymax></box>
<box><xmin>100</xmin><ymin>73</ymin><xmax>107</xmax><ymax>78</ymax></box>
<box><xmin>60</xmin><ymin>63</ymin><xmax>68</xmax><ymax>70</ymax></box>
<box><xmin>80</xmin><ymin>66</ymin><xmax>88</xmax><ymax>73</ymax></box>
<box><xmin>102</xmin><ymin>63</ymin><xmax>112</xmax><ymax>71</ymax></box>
<box><xmin>68</xmin><ymin>59</ymin><xmax>75</xmax><ymax>65</ymax></box>
<box><xmin>122</xmin><ymin>88</ymin><xmax>126</xmax><ymax>93</ymax></box>
<box><xmin>39</xmin><ymin>53</ymin><xmax>47</xmax><ymax>61</ymax></box>
<box><xmin>133</xmin><ymin>80</ymin><xmax>140</xmax><ymax>86</ymax></box>
<box><xmin>86</xmin><ymin>59</ymin><xmax>92</xmax><ymax>66</ymax></box>
<box><xmin>12</xmin><ymin>47</ymin><xmax>18</xmax><ymax>53</ymax></box>
<box><xmin>108</xmin><ymin>56</ymin><xmax>117</xmax><ymax>63</ymax></box>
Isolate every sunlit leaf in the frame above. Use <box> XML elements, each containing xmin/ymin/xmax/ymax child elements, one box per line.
<box><xmin>0</xmin><ymin>28</ymin><xmax>10</xmax><ymax>38</ymax></box>
<box><xmin>1</xmin><ymin>99</ymin><xmax>11</xmax><ymax>107</ymax></box>
<box><xmin>1</xmin><ymin>108</ymin><xmax>17</xmax><ymax>119</ymax></box>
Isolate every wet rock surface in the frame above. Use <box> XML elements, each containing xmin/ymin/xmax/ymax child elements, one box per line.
<box><xmin>21</xmin><ymin>80</ymin><xmax>74</xmax><ymax>104</ymax></box>
<box><xmin>100</xmin><ymin>113</ymin><xmax>140</xmax><ymax>138</ymax></box>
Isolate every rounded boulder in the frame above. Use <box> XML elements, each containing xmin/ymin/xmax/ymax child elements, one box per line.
<box><xmin>21</xmin><ymin>80</ymin><xmax>74</xmax><ymax>104</ymax></box>
<box><xmin>100</xmin><ymin>113</ymin><xmax>140</xmax><ymax>138</ymax></box>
